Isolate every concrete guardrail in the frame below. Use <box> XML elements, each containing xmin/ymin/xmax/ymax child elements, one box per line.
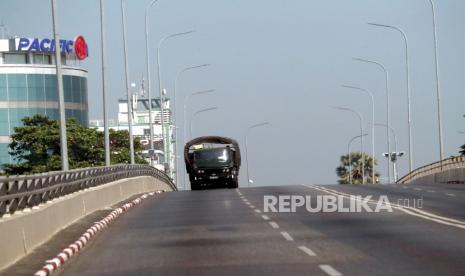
<box><xmin>0</xmin><ymin>165</ymin><xmax>176</xmax><ymax>270</ymax></box>
<box><xmin>397</xmin><ymin>156</ymin><xmax>465</xmax><ymax>184</ymax></box>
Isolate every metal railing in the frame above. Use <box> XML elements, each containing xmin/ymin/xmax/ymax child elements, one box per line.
<box><xmin>0</xmin><ymin>164</ymin><xmax>176</xmax><ymax>218</ymax></box>
<box><xmin>397</xmin><ymin>156</ymin><xmax>465</xmax><ymax>184</ymax></box>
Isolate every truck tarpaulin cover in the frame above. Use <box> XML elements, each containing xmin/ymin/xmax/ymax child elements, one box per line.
<box><xmin>184</xmin><ymin>136</ymin><xmax>241</xmax><ymax>171</ymax></box>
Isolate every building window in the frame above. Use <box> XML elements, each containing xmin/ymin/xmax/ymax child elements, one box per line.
<box><xmin>33</xmin><ymin>54</ymin><xmax>51</xmax><ymax>65</ymax></box>
<box><xmin>3</xmin><ymin>53</ymin><xmax>28</xmax><ymax>64</ymax></box>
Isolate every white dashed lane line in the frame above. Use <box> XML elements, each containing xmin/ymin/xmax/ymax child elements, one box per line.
<box><xmin>414</xmin><ymin>188</ymin><xmax>422</xmax><ymax>191</ymax></box>
<box><xmin>249</xmin><ymin>205</ymin><xmax>255</xmax><ymax>208</ymax></box>
<box><xmin>319</xmin><ymin>264</ymin><xmax>343</xmax><ymax>276</ymax></box>
<box><xmin>280</xmin><ymin>231</ymin><xmax>294</xmax><ymax>242</ymax></box>
<box><xmin>254</xmin><ymin>209</ymin><xmax>262</xmax><ymax>214</ymax></box>
<box><xmin>446</xmin><ymin>193</ymin><xmax>456</xmax><ymax>197</ymax></box>
<box><xmin>427</xmin><ymin>190</ymin><xmax>436</xmax><ymax>193</ymax></box>
<box><xmin>269</xmin><ymin>221</ymin><xmax>280</xmax><ymax>229</ymax></box>
<box><xmin>298</xmin><ymin>245</ymin><xmax>317</xmax><ymax>257</ymax></box>
<box><xmin>261</xmin><ymin>215</ymin><xmax>270</xmax><ymax>220</ymax></box>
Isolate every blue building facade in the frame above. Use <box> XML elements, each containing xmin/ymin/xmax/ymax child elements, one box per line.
<box><xmin>0</xmin><ymin>37</ymin><xmax>89</xmax><ymax>165</ymax></box>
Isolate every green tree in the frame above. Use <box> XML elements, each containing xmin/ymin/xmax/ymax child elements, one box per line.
<box><xmin>336</xmin><ymin>152</ymin><xmax>379</xmax><ymax>184</ymax></box>
<box><xmin>460</xmin><ymin>144</ymin><xmax>465</xmax><ymax>156</ymax></box>
<box><xmin>3</xmin><ymin>115</ymin><xmax>146</xmax><ymax>175</ymax></box>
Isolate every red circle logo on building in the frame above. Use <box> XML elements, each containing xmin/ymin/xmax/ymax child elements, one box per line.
<box><xmin>74</xmin><ymin>36</ymin><xmax>88</xmax><ymax>60</ymax></box>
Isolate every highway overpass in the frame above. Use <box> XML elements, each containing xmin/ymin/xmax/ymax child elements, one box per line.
<box><xmin>1</xmin><ymin>163</ymin><xmax>465</xmax><ymax>275</ymax></box>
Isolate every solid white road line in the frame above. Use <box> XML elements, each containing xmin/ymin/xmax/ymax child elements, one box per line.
<box><xmin>261</xmin><ymin>215</ymin><xmax>270</xmax><ymax>220</ymax></box>
<box><xmin>319</xmin><ymin>264</ymin><xmax>342</xmax><ymax>276</ymax></box>
<box><xmin>303</xmin><ymin>184</ymin><xmax>465</xmax><ymax>230</ymax></box>
<box><xmin>269</xmin><ymin>221</ymin><xmax>280</xmax><ymax>229</ymax></box>
<box><xmin>280</xmin><ymin>231</ymin><xmax>294</xmax><ymax>242</ymax></box>
<box><xmin>298</xmin><ymin>245</ymin><xmax>317</xmax><ymax>257</ymax></box>
<box><xmin>254</xmin><ymin>209</ymin><xmax>262</xmax><ymax>213</ymax></box>
<box><xmin>446</xmin><ymin>193</ymin><xmax>456</xmax><ymax>197</ymax></box>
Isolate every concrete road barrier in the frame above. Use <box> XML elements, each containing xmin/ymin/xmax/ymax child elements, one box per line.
<box><xmin>0</xmin><ymin>176</ymin><xmax>173</xmax><ymax>270</ymax></box>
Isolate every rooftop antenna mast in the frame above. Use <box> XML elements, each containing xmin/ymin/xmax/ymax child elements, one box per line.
<box><xmin>0</xmin><ymin>19</ymin><xmax>6</xmax><ymax>39</ymax></box>
<box><xmin>140</xmin><ymin>75</ymin><xmax>146</xmax><ymax>98</ymax></box>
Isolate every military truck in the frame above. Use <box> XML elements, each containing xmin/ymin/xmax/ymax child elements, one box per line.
<box><xmin>184</xmin><ymin>136</ymin><xmax>241</xmax><ymax>190</ymax></box>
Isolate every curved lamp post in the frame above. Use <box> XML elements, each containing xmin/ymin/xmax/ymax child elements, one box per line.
<box><xmin>342</xmin><ymin>85</ymin><xmax>375</xmax><ymax>184</ymax></box>
<box><xmin>189</xmin><ymin>107</ymin><xmax>217</xmax><ymax>140</ymax></box>
<box><xmin>157</xmin><ymin>30</ymin><xmax>194</xmax><ymax>172</ymax></box>
<box><xmin>353</xmin><ymin>57</ymin><xmax>391</xmax><ymax>183</ymax></box>
<box><xmin>245</xmin><ymin>122</ymin><xmax>269</xmax><ymax>186</ymax></box>
<box><xmin>334</xmin><ymin>106</ymin><xmax>365</xmax><ymax>184</ymax></box>
<box><xmin>182</xmin><ymin>89</ymin><xmax>215</xmax><ymax>189</ymax></box>
<box><xmin>368</xmin><ymin>22</ymin><xmax>413</xmax><ymax>174</ymax></box>
<box><xmin>172</xmin><ymin>64</ymin><xmax>210</xmax><ymax>185</ymax></box>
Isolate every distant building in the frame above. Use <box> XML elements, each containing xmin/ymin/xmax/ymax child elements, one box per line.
<box><xmin>0</xmin><ymin>36</ymin><xmax>89</xmax><ymax>165</ymax></box>
<box><xmin>90</xmin><ymin>96</ymin><xmax>174</xmax><ymax>173</ymax></box>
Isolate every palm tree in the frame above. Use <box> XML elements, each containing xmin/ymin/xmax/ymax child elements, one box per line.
<box><xmin>336</xmin><ymin>152</ymin><xmax>379</xmax><ymax>184</ymax></box>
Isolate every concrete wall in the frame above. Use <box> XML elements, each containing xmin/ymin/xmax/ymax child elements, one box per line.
<box><xmin>408</xmin><ymin>168</ymin><xmax>465</xmax><ymax>185</ymax></box>
<box><xmin>0</xmin><ymin>176</ymin><xmax>174</xmax><ymax>270</ymax></box>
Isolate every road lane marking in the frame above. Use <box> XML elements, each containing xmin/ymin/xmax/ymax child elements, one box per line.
<box><xmin>298</xmin><ymin>245</ymin><xmax>317</xmax><ymax>257</ymax></box>
<box><xmin>269</xmin><ymin>221</ymin><xmax>280</xmax><ymax>229</ymax></box>
<box><xmin>303</xmin><ymin>184</ymin><xmax>465</xmax><ymax>230</ymax></box>
<box><xmin>319</xmin><ymin>264</ymin><xmax>342</xmax><ymax>276</ymax></box>
<box><xmin>280</xmin><ymin>231</ymin><xmax>294</xmax><ymax>241</ymax></box>
<box><xmin>250</xmin><ymin>205</ymin><xmax>256</xmax><ymax>208</ymax></box>
<box><xmin>261</xmin><ymin>215</ymin><xmax>270</xmax><ymax>220</ymax></box>
<box><xmin>446</xmin><ymin>193</ymin><xmax>456</xmax><ymax>197</ymax></box>
<box><xmin>414</xmin><ymin>188</ymin><xmax>422</xmax><ymax>191</ymax></box>
<box><xmin>254</xmin><ymin>209</ymin><xmax>262</xmax><ymax>213</ymax></box>
<box><xmin>427</xmin><ymin>190</ymin><xmax>436</xmax><ymax>193</ymax></box>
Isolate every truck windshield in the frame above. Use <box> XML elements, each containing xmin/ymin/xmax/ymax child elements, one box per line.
<box><xmin>193</xmin><ymin>148</ymin><xmax>231</xmax><ymax>168</ymax></box>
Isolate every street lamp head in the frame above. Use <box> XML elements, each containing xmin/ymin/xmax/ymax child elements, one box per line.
<box><xmin>367</xmin><ymin>22</ymin><xmax>387</xmax><ymax>28</ymax></box>
<box><xmin>250</xmin><ymin>122</ymin><xmax>270</xmax><ymax>129</ymax></box>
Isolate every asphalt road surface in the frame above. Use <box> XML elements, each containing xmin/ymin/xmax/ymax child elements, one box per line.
<box><xmin>59</xmin><ymin>183</ymin><xmax>465</xmax><ymax>276</ymax></box>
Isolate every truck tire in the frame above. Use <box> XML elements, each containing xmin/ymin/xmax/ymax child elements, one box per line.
<box><xmin>191</xmin><ymin>181</ymin><xmax>201</xmax><ymax>190</ymax></box>
<box><xmin>228</xmin><ymin>178</ymin><xmax>238</xmax><ymax>189</ymax></box>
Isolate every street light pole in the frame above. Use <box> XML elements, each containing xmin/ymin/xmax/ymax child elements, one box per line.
<box><xmin>342</xmin><ymin>85</ymin><xmax>375</xmax><ymax>184</ymax></box>
<box><xmin>245</xmin><ymin>122</ymin><xmax>269</xmax><ymax>187</ymax></box>
<box><xmin>173</xmin><ymin>64</ymin><xmax>210</xmax><ymax>185</ymax></box>
<box><xmin>100</xmin><ymin>0</ymin><xmax>110</xmax><ymax>167</ymax></box>
<box><xmin>348</xmin><ymin>134</ymin><xmax>368</xmax><ymax>184</ymax></box>
<box><xmin>427</xmin><ymin>0</ymin><xmax>444</xmax><ymax>169</ymax></box>
<box><xmin>51</xmin><ymin>0</ymin><xmax>69</xmax><ymax>171</ymax></box>
<box><xmin>144</xmin><ymin>0</ymin><xmax>160</xmax><ymax>166</ymax></box>
<box><xmin>121</xmin><ymin>0</ymin><xmax>135</xmax><ymax>164</ymax></box>
<box><xmin>189</xmin><ymin>107</ymin><xmax>217</xmax><ymax>140</ymax></box>
<box><xmin>183</xmin><ymin>90</ymin><xmax>215</xmax><ymax>146</ymax></box>
<box><xmin>157</xmin><ymin>30</ymin><xmax>194</xmax><ymax>173</ymax></box>
<box><xmin>368</xmin><ymin>22</ymin><xmax>413</xmax><ymax>174</ymax></box>
<box><xmin>334</xmin><ymin>106</ymin><xmax>365</xmax><ymax>184</ymax></box>
<box><xmin>353</xmin><ymin>57</ymin><xmax>391</xmax><ymax>183</ymax></box>
<box><xmin>182</xmin><ymin>89</ymin><xmax>215</xmax><ymax>189</ymax></box>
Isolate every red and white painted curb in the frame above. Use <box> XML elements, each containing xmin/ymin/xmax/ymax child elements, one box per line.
<box><xmin>34</xmin><ymin>190</ymin><xmax>165</xmax><ymax>276</ymax></box>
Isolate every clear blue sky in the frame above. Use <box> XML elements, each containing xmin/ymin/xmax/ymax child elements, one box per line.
<box><xmin>1</xmin><ymin>0</ymin><xmax>464</xmax><ymax>186</ymax></box>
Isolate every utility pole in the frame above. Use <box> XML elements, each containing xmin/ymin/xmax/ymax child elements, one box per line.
<box><xmin>51</xmin><ymin>0</ymin><xmax>69</xmax><ymax>171</ymax></box>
